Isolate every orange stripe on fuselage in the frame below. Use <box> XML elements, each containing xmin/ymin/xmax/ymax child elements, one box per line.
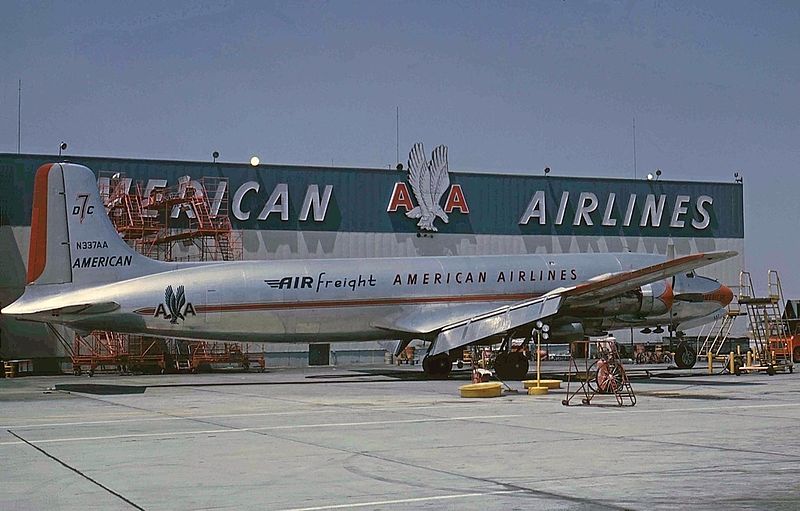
<box><xmin>26</xmin><ymin>164</ymin><xmax>54</xmax><ymax>284</ymax></box>
<box><xmin>133</xmin><ymin>292</ymin><xmax>540</xmax><ymax>316</ymax></box>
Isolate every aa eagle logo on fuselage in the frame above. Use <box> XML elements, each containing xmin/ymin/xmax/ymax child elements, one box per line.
<box><xmin>154</xmin><ymin>285</ymin><xmax>196</xmax><ymax>323</ymax></box>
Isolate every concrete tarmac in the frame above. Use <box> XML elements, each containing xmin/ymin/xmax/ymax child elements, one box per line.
<box><xmin>1</xmin><ymin>365</ymin><xmax>799</xmax><ymax>510</ymax></box>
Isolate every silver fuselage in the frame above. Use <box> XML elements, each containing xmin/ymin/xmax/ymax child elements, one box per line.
<box><xmin>12</xmin><ymin>252</ymin><xmax>723</xmax><ymax>342</ymax></box>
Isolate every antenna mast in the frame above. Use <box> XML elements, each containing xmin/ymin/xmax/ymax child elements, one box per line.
<box><xmin>395</xmin><ymin>106</ymin><xmax>399</xmax><ymax>166</ymax></box>
<box><xmin>17</xmin><ymin>79</ymin><xmax>22</xmax><ymax>154</ymax></box>
<box><xmin>632</xmin><ymin>117</ymin><xmax>637</xmax><ymax>179</ymax></box>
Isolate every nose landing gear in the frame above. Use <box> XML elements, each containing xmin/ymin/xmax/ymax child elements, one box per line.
<box><xmin>672</xmin><ymin>328</ymin><xmax>697</xmax><ymax>369</ymax></box>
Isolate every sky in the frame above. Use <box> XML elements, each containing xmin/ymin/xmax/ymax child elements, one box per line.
<box><xmin>1</xmin><ymin>0</ymin><xmax>798</xmax><ymax>294</ymax></box>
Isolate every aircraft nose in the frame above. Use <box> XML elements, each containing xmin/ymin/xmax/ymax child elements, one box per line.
<box><xmin>706</xmin><ymin>284</ymin><xmax>733</xmax><ymax>306</ymax></box>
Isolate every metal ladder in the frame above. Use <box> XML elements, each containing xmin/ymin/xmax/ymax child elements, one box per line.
<box><xmin>698</xmin><ymin>295</ymin><xmax>744</xmax><ymax>357</ymax></box>
<box><xmin>738</xmin><ymin>271</ymin><xmax>793</xmax><ymax>371</ymax></box>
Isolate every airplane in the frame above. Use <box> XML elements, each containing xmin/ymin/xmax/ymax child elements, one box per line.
<box><xmin>1</xmin><ymin>162</ymin><xmax>735</xmax><ymax>380</ymax></box>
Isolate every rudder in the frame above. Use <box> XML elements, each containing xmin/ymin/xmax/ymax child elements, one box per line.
<box><xmin>27</xmin><ymin>162</ymin><xmax>167</xmax><ymax>287</ymax></box>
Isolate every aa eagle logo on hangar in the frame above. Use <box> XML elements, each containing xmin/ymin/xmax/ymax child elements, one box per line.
<box><xmin>386</xmin><ymin>143</ymin><xmax>469</xmax><ymax>231</ymax></box>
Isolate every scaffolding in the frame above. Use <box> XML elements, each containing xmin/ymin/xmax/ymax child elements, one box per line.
<box><xmin>101</xmin><ymin>173</ymin><xmax>242</xmax><ymax>262</ymax></box>
<box><xmin>737</xmin><ymin>270</ymin><xmax>794</xmax><ymax>374</ymax></box>
<box><xmin>68</xmin><ymin>333</ymin><xmax>265</xmax><ymax>375</ymax></box>
<box><xmin>186</xmin><ymin>342</ymin><xmax>265</xmax><ymax>373</ymax></box>
<box><xmin>70</xmin><ymin>330</ymin><xmax>128</xmax><ymax>376</ymax></box>
<box><xmin>101</xmin><ymin>174</ymin><xmax>161</xmax><ymax>242</ymax></box>
<box><xmin>69</xmin><ymin>172</ymin><xmax>259</xmax><ymax>375</ymax></box>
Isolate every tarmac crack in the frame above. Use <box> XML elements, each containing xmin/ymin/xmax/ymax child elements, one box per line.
<box><xmin>6</xmin><ymin>429</ymin><xmax>147</xmax><ymax>511</ymax></box>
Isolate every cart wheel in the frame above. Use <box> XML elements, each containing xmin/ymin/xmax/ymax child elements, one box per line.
<box><xmin>561</xmin><ymin>399</ymin><xmax>569</xmax><ymax>406</ymax></box>
<box><xmin>585</xmin><ymin>360</ymin><xmax>600</xmax><ymax>394</ymax></box>
<box><xmin>767</xmin><ymin>365</ymin><xmax>776</xmax><ymax>376</ymax></box>
<box><xmin>790</xmin><ymin>366</ymin><xmax>794</xmax><ymax>374</ymax></box>
<box><xmin>582</xmin><ymin>398</ymin><xmax>590</xmax><ymax>405</ymax></box>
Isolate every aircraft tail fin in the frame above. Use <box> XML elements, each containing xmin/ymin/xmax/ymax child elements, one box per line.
<box><xmin>26</xmin><ymin>163</ymin><xmax>168</xmax><ymax>288</ymax></box>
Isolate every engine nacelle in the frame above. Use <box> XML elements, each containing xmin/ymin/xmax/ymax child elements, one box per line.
<box><xmin>547</xmin><ymin>322</ymin><xmax>585</xmax><ymax>343</ymax></box>
<box><xmin>639</xmin><ymin>281</ymin><xmax>673</xmax><ymax>315</ymax></box>
<box><xmin>572</xmin><ymin>280</ymin><xmax>674</xmax><ymax>318</ymax></box>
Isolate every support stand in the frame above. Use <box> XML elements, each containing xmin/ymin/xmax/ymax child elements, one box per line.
<box><xmin>562</xmin><ymin>339</ymin><xmax>636</xmax><ymax>407</ymax></box>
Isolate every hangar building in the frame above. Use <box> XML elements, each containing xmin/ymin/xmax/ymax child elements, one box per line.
<box><xmin>0</xmin><ymin>152</ymin><xmax>744</xmax><ymax>371</ymax></box>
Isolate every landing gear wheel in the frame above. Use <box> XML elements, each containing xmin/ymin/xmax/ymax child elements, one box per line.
<box><xmin>422</xmin><ymin>353</ymin><xmax>452</xmax><ymax>379</ymax></box>
<box><xmin>494</xmin><ymin>352</ymin><xmax>528</xmax><ymax>381</ymax></box>
<box><xmin>674</xmin><ymin>342</ymin><xmax>697</xmax><ymax>369</ymax></box>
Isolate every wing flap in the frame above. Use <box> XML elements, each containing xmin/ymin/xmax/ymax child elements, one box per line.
<box><xmin>429</xmin><ymin>294</ymin><xmax>561</xmax><ymax>356</ymax></box>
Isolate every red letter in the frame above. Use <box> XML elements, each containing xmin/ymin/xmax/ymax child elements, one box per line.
<box><xmin>444</xmin><ymin>184</ymin><xmax>469</xmax><ymax>213</ymax></box>
<box><xmin>387</xmin><ymin>182</ymin><xmax>415</xmax><ymax>212</ymax></box>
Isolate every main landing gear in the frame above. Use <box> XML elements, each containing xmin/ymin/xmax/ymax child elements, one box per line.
<box><xmin>492</xmin><ymin>335</ymin><xmax>530</xmax><ymax>381</ymax></box>
<box><xmin>494</xmin><ymin>351</ymin><xmax>529</xmax><ymax>381</ymax></box>
<box><xmin>422</xmin><ymin>352</ymin><xmax>451</xmax><ymax>379</ymax></box>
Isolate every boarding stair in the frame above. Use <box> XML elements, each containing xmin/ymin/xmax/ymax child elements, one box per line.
<box><xmin>698</xmin><ymin>295</ymin><xmax>745</xmax><ymax>359</ymax></box>
<box><xmin>738</xmin><ymin>271</ymin><xmax>793</xmax><ymax>374</ymax></box>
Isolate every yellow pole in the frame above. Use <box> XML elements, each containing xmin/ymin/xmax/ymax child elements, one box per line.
<box><xmin>729</xmin><ymin>351</ymin><xmax>735</xmax><ymax>374</ymax></box>
<box><xmin>747</xmin><ymin>351</ymin><xmax>752</xmax><ymax>367</ymax></box>
<box><xmin>536</xmin><ymin>330</ymin><xmax>542</xmax><ymax>386</ymax></box>
<box><xmin>707</xmin><ymin>351</ymin><xmax>713</xmax><ymax>374</ymax></box>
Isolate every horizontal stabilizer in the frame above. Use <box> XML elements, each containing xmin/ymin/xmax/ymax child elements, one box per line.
<box><xmin>2</xmin><ymin>301</ymin><xmax>119</xmax><ymax>318</ymax></box>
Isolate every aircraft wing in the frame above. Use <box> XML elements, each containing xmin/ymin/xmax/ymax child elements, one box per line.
<box><xmin>559</xmin><ymin>250</ymin><xmax>735</xmax><ymax>305</ymax></box>
<box><xmin>426</xmin><ymin>250</ymin><xmax>736</xmax><ymax>356</ymax></box>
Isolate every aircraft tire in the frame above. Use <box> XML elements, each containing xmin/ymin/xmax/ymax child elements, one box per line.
<box><xmin>674</xmin><ymin>343</ymin><xmax>697</xmax><ymax>369</ymax></box>
<box><xmin>495</xmin><ymin>352</ymin><xmax>529</xmax><ymax>381</ymax></box>
<box><xmin>422</xmin><ymin>353</ymin><xmax>452</xmax><ymax>379</ymax></box>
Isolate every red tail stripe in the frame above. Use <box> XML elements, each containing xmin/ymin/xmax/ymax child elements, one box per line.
<box><xmin>26</xmin><ymin>164</ymin><xmax>54</xmax><ymax>284</ymax></box>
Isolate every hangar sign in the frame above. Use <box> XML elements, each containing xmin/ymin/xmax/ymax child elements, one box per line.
<box><xmin>518</xmin><ymin>191</ymin><xmax>714</xmax><ymax>229</ymax></box>
<box><xmin>386</xmin><ymin>143</ymin><xmax>469</xmax><ymax>232</ymax></box>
